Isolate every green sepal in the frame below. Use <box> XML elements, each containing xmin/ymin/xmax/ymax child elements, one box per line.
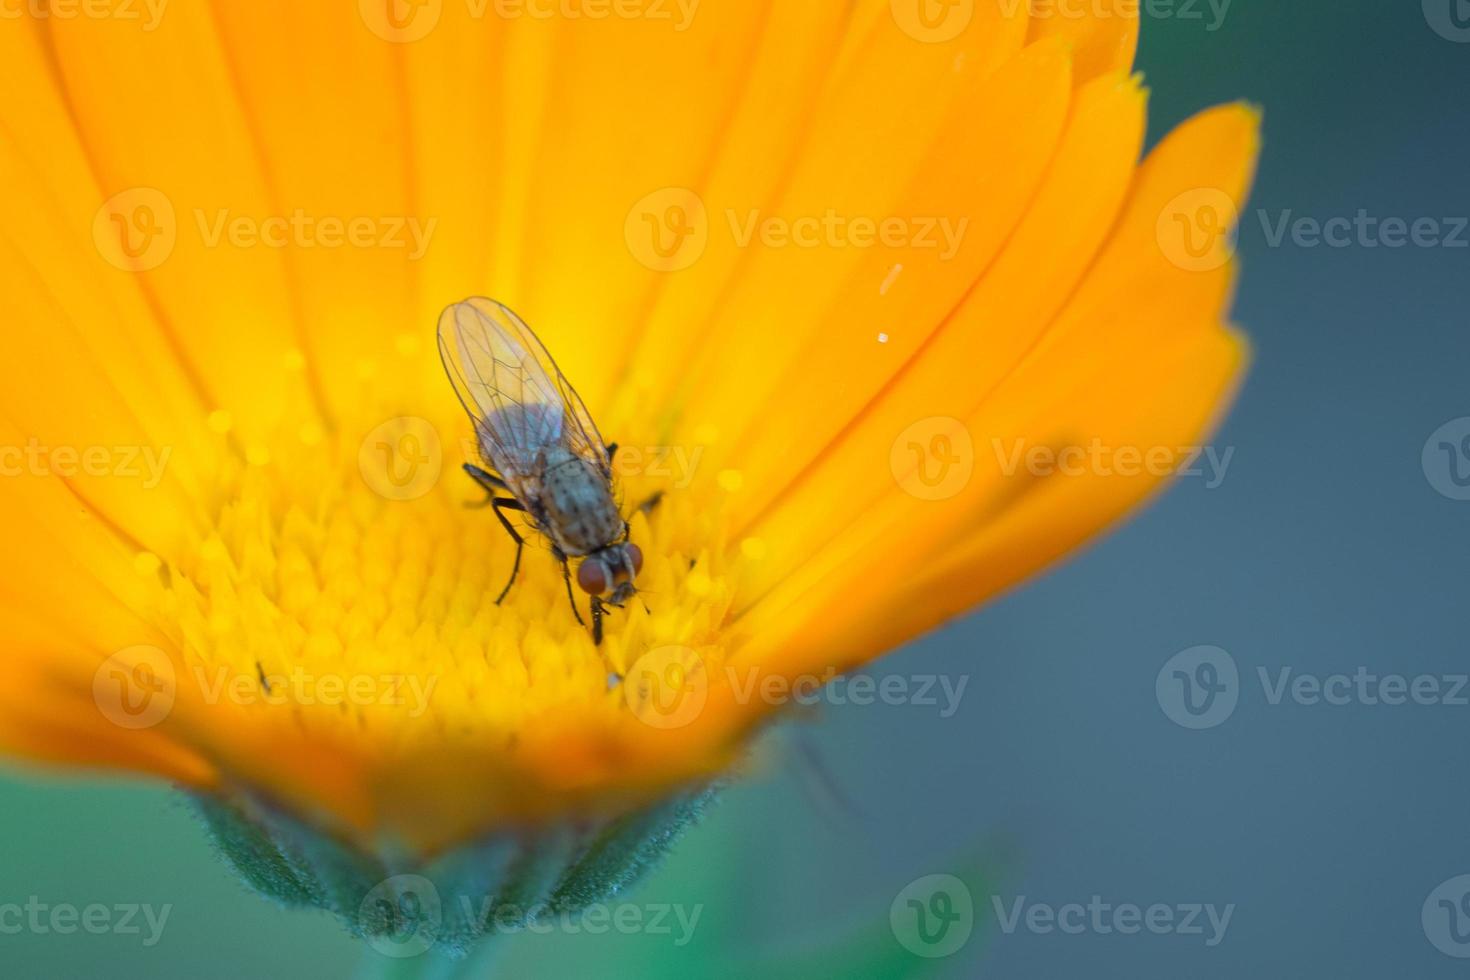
<box><xmin>189</xmin><ymin>783</ymin><xmax>717</xmax><ymax>959</ymax></box>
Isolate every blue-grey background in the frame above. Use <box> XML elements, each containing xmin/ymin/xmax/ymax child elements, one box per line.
<box><xmin>3</xmin><ymin>2</ymin><xmax>1468</xmax><ymax>976</ymax></box>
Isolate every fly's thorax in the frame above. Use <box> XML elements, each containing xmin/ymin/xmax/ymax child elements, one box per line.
<box><xmin>539</xmin><ymin>447</ymin><xmax>622</xmax><ymax>556</ymax></box>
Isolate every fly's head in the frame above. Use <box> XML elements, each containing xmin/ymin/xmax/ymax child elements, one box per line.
<box><xmin>576</xmin><ymin>542</ymin><xmax>644</xmax><ymax>608</ymax></box>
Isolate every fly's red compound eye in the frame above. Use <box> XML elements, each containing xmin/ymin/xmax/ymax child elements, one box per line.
<box><xmin>577</xmin><ymin>559</ymin><xmax>608</xmax><ymax>596</ymax></box>
<box><xmin>626</xmin><ymin>543</ymin><xmax>644</xmax><ymax>575</ymax></box>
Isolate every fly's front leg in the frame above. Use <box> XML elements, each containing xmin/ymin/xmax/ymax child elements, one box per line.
<box><xmin>590</xmin><ymin>596</ymin><xmax>605</xmax><ymax>646</ymax></box>
<box><xmin>552</xmin><ymin>547</ymin><xmax>587</xmax><ymax>628</ymax></box>
<box><xmin>463</xmin><ymin>463</ymin><xmax>508</xmax><ymax>508</ymax></box>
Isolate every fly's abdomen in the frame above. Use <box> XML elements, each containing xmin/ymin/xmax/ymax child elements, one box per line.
<box><xmin>540</xmin><ymin>451</ymin><xmax>622</xmax><ymax>556</ymax></box>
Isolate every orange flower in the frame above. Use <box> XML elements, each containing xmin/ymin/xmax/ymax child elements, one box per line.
<box><xmin>0</xmin><ymin>0</ymin><xmax>1256</xmax><ymax>951</ymax></box>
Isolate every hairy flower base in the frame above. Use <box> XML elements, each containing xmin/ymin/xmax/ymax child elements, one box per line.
<box><xmin>196</xmin><ymin>782</ymin><xmax>718</xmax><ymax>958</ymax></box>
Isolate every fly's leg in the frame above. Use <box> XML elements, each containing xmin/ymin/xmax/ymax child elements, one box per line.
<box><xmin>604</xmin><ymin>443</ymin><xmax>663</xmax><ymax>517</ymax></box>
<box><xmin>552</xmin><ymin>547</ymin><xmax>587</xmax><ymax>629</ymax></box>
<box><xmin>590</xmin><ymin>596</ymin><xmax>605</xmax><ymax>646</ymax></box>
<box><xmin>488</xmin><ymin>497</ymin><xmax>526</xmax><ymax>605</ymax></box>
<box><xmin>463</xmin><ymin>464</ymin><xmax>526</xmax><ymax>605</ymax></box>
<box><xmin>463</xmin><ymin>463</ymin><xmax>508</xmax><ymax>508</ymax></box>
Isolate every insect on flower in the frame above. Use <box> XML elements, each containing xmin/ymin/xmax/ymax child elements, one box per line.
<box><xmin>438</xmin><ymin>297</ymin><xmax>651</xmax><ymax>644</ymax></box>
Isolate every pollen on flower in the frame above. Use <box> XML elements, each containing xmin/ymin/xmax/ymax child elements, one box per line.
<box><xmin>136</xmin><ymin>408</ymin><xmax>753</xmax><ymax>756</ymax></box>
<box><xmin>297</xmin><ymin>422</ymin><xmax>325</xmax><ymax>446</ymax></box>
<box><xmin>685</xmin><ymin>570</ymin><xmax>712</xmax><ymax>597</ymax></box>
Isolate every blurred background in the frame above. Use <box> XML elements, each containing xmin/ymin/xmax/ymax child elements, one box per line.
<box><xmin>4</xmin><ymin>1</ymin><xmax>1468</xmax><ymax>976</ymax></box>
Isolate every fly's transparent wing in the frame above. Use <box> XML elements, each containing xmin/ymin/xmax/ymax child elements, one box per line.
<box><xmin>437</xmin><ymin>297</ymin><xmax>610</xmax><ymax>484</ymax></box>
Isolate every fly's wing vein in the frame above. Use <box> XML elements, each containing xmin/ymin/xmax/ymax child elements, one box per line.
<box><xmin>438</xmin><ymin>298</ymin><xmax>612</xmax><ymax>495</ymax></box>
<box><xmin>479</xmin><ymin>300</ymin><xmax>611</xmax><ymax>478</ymax></box>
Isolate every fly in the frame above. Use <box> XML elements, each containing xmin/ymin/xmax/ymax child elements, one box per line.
<box><xmin>437</xmin><ymin>297</ymin><xmax>647</xmax><ymax>644</ymax></box>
